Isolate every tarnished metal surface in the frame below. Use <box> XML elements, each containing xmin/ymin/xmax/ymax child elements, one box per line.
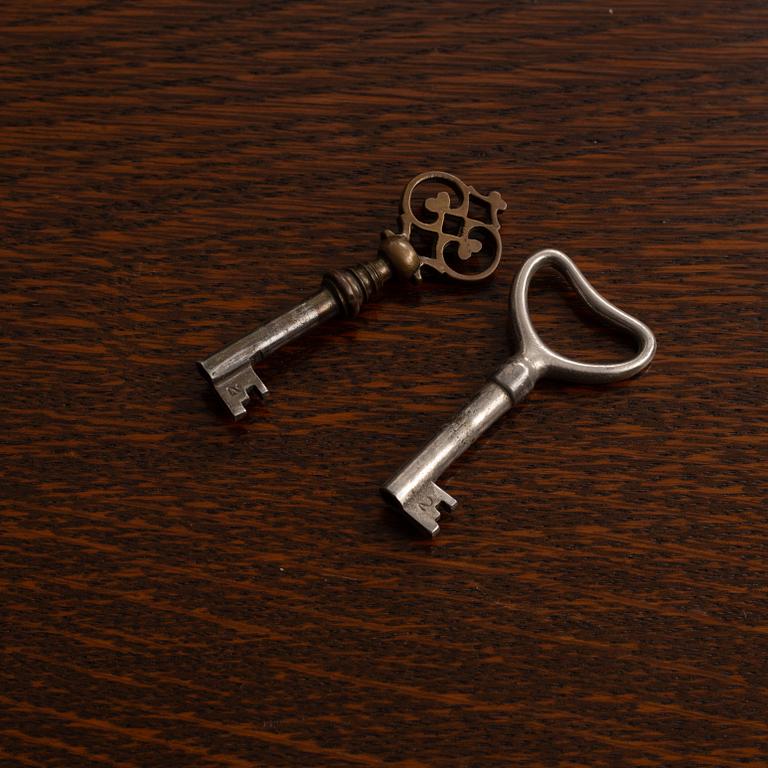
<box><xmin>199</xmin><ymin>171</ymin><xmax>507</xmax><ymax>420</ymax></box>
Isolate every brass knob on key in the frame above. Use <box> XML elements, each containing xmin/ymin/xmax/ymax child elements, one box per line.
<box><xmin>377</xmin><ymin>230</ymin><xmax>421</xmax><ymax>282</ymax></box>
<box><xmin>198</xmin><ymin>171</ymin><xmax>507</xmax><ymax>420</ymax></box>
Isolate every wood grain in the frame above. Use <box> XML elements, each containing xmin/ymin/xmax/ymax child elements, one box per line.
<box><xmin>1</xmin><ymin>1</ymin><xmax>767</xmax><ymax>766</ymax></box>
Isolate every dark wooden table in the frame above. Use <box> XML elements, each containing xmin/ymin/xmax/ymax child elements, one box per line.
<box><xmin>2</xmin><ymin>2</ymin><xmax>767</xmax><ymax>766</ymax></box>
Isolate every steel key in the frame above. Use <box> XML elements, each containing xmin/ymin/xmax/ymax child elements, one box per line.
<box><xmin>381</xmin><ymin>249</ymin><xmax>657</xmax><ymax>536</ymax></box>
<box><xmin>199</xmin><ymin>171</ymin><xmax>507</xmax><ymax>420</ymax></box>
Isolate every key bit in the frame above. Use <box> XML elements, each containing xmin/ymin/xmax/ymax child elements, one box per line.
<box><xmin>382</xmin><ymin>249</ymin><xmax>657</xmax><ymax>537</ymax></box>
<box><xmin>198</xmin><ymin>171</ymin><xmax>507</xmax><ymax>420</ymax></box>
<box><xmin>213</xmin><ymin>365</ymin><xmax>269</xmax><ymax>421</ymax></box>
<box><xmin>383</xmin><ymin>480</ymin><xmax>458</xmax><ymax>538</ymax></box>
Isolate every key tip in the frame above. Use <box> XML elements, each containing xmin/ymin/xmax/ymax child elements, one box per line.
<box><xmin>380</xmin><ymin>481</ymin><xmax>456</xmax><ymax>538</ymax></box>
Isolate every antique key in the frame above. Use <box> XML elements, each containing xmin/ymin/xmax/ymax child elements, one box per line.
<box><xmin>382</xmin><ymin>249</ymin><xmax>657</xmax><ymax>536</ymax></box>
<box><xmin>199</xmin><ymin>171</ymin><xmax>507</xmax><ymax>419</ymax></box>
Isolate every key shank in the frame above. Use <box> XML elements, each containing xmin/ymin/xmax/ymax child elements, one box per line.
<box><xmin>199</xmin><ymin>257</ymin><xmax>392</xmax><ymax>420</ymax></box>
<box><xmin>382</xmin><ymin>355</ymin><xmax>539</xmax><ymax>536</ymax></box>
<box><xmin>198</xmin><ymin>289</ymin><xmax>338</xmax><ymax>419</ymax></box>
<box><xmin>199</xmin><ymin>231</ymin><xmax>423</xmax><ymax>420</ymax></box>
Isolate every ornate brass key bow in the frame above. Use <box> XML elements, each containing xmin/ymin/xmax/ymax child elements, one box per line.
<box><xmin>199</xmin><ymin>171</ymin><xmax>507</xmax><ymax>420</ymax></box>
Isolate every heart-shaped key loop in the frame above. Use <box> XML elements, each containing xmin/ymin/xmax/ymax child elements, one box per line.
<box><xmin>507</xmin><ymin>249</ymin><xmax>656</xmax><ymax>388</ymax></box>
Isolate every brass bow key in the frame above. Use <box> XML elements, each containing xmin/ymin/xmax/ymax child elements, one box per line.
<box><xmin>382</xmin><ymin>249</ymin><xmax>657</xmax><ymax>536</ymax></box>
<box><xmin>199</xmin><ymin>171</ymin><xmax>507</xmax><ymax>420</ymax></box>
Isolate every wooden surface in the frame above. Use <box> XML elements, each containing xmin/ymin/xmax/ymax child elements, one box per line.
<box><xmin>2</xmin><ymin>1</ymin><xmax>767</xmax><ymax>766</ymax></box>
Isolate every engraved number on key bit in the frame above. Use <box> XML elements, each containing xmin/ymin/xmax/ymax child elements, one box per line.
<box><xmin>387</xmin><ymin>481</ymin><xmax>457</xmax><ymax>538</ymax></box>
<box><xmin>212</xmin><ymin>365</ymin><xmax>269</xmax><ymax>421</ymax></box>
